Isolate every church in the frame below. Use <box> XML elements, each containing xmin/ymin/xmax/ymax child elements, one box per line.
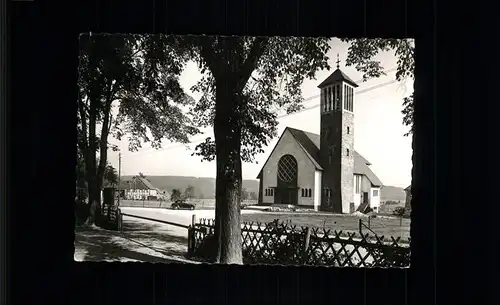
<box><xmin>257</xmin><ymin>61</ymin><xmax>383</xmax><ymax>213</ymax></box>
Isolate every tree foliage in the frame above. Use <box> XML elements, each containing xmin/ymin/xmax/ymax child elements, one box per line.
<box><xmin>187</xmin><ymin>36</ymin><xmax>331</xmax><ymax>162</ymax></box>
<box><xmin>78</xmin><ymin>34</ymin><xmax>331</xmax><ymax>262</ymax></box>
<box><xmin>184</xmin><ymin>185</ymin><xmax>195</xmax><ymax>200</ymax></box>
<box><xmin>240</xmin><ymin>188</ymin><xmax>249</xmax><ymax>201</ymax></box>
<box><xmin>77</xmin><ymin>34</ymin><xmax>200</xmax><ymax>224</ymax></box>
<box><xmin>133</xmin><ymin>35</ymin><xmax>331</xmax><ymax>264</ymax></box>
<box><xmin>170</xmin><ymin>189</ymin><xmax>182</xmax><ymax>202</ymax></box>
<box><xmin>340</xmin><ymin>38</ymin><xmax>415</xmax><ymax>136</ymax></box>
<box><xmin>249</xmin><ymin>191</ymin><xmax>258</xmax><ymax>201</ymax></box>
<box><xmin>104</xmin><ymin>164</ymin><xmax>118</xmax><ymax>186</ymax></box>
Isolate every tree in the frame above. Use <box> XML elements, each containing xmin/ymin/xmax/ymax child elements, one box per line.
<box><xmin>171</xmin><ymin>189</ymin><xmax>182</xmax><ymax>202</ymax></box>
<box><xmin>91</xmin><ymin>35</ymin><xmax>330</xmax><ymax>263</ymax></box>
<box><xmin>77</xmin><ymin>34</ymin><xmax>200</xmax><ymax>225</ymax></box>
<box><xmin>76</xmin><ymin>148</ymin><xmax>88</xmax><ymax>202</ymax></box>
<box><xmin>340</xmin><ymin>38</ymin><xmax>415</xmax><ymax>136</ymax></box>
<box><xmin>184</xmin><ymin>185</ymin><xmax>195</xmax><ymax>200</ymax></box>
<box><xmin>249</xmin><ymin>191</ymin><xmax>258</xmax><ymax>201</ymax></box>
<box><xmin>104</xmin><ymin>164</ymin><xmax>118</xmax><ymax>186</ymax></box>
<box><xmin>240</xmin><ymin>188</ymin><xmax>249</xmax><ymax>201</ymax></box>
<box><xmin>137</xmin><ymin>35</ymin><xmax>330</xmax><ymax>264</ymax></box>
<box><xmin>188</xmin><ymin>36</ymin><xmax>331</xmax><ymax>264</ymax></box>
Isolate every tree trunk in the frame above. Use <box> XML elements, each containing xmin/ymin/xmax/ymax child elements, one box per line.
<box><xmin>213</xmin><ymin>80</ymin><xmax>243</xmax><ymax>265</ymax></box>
<box><xmin>96</xmin><ymin>83</ymin><xmax>114</xmax><ymax>191</ymax></box>
<box><xmin>84</xmin><ymin>96</ymin><xmax>100</xmax><ymax>226</ymax></box>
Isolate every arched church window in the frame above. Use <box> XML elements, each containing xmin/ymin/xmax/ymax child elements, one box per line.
<box><xmin>308</xmin><ymin>189</ymin><xmax>312</xmax><ymax>197</ymax></box>
<box><xmin>325</xmin><ymin>87</ymin><xmax>331</xmax><ymax>111</ymax></box>
<box><xmin>335</xmin><ymin>84</ymin><xmax>340</xmax><ymax>110</ymax></box>
<box><xmin>347</xmin><ymin>148</ymin><xmax>350</xmax><ymax>156</ymax></box>
<box><xmin>325</xmin><ymin>87</ymin><xmax>329</xmax><ymax>111</ymax></box>
<box><xmin>328</xmin><ymin>87</ymin><xmax>333</xmax><ymax>111</ymax></box>
<box><xmin>277</xmin><ymin>155</ymin><xmax>298</xmax><ymax>183</ymax></box>
<box><xmin>325</xmin><ymin>88</ymin><xmax>329</xmax><ymax>111</ymax></box>
<box><xmin>344</xmin><ymin>84</ymin><xmax>348</xmax><ymax>110</ymax></box>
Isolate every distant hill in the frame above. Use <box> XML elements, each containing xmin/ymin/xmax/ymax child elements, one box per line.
<box><xmin>380</xmin><ymin>185</ymin><xmax>406</xmax><ymax>203</ymax></box>
<box><xmin>120</xmin><ymin>175</ymin><xmax>405</xmax><ymax>202</ymax></box>
<box><xmin>121</xmin><ymin>175</ymin><xmax>259</xmax><ymax>199</ymax></box>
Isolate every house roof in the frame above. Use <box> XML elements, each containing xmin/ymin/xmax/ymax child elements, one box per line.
<box><xmin>317</xmin><ymin>69</ymin><xmax>359</xmax><ymax>88</ymax></box>
<box><xmin>119</xmin><ymin>176</ymin><xmax>158</xmax><ymax>190</ymax></box>
<box><xmin>257</xmin><ymin>127</ymin><xmax>383</xmax><ymax>187</ymax></box>
<box><xmin>137</xmin><ymin>176</ymin><xmax>156</xmax><ymax>189</ymax></box>
<box><xmin>157</xmin><ymin>188</ymin><xmax>171</xmax><ymax>197</ymax></box>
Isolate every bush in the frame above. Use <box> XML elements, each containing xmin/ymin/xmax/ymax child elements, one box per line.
<box><xmin>393</xmin><ymin>207</ymin><xmax>406</xmax><ymax>216</ymax></box>
<box><xmin>195</xmin><ymin>234</ymin><xmax>218</xmax><ymax>262</ymax></box>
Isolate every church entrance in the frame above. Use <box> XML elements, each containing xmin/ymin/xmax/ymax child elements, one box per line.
<box><xmin>276</xmin><ymin>154</ymin><xmax>299</xmax><ymax>206</ymax></box>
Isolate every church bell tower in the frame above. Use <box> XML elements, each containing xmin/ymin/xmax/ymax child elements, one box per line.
<box><xmin>318</xmin><ymin>55</ymin><xmax>359</xmax><ymax>213</ymax></box>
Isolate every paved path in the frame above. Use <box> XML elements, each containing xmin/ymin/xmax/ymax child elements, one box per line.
<box><xmin>74</xmin><ymin>221</ymin><xmax>200</xmax><ymax>264</ymax></box>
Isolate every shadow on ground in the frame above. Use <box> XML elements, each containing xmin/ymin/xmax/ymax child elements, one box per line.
<box><xmin>75</xmin><ymin>219</ymin><xmax>195</xmax><ymax>263</ymax></box>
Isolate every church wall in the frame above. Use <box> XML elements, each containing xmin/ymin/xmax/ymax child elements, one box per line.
<box><xmin>356</xmin><ymin>175</ymin><xmax>372</xmax><ymax>208</ymax></box>
<box><xmin>258</xmin><ymin>176</ymin><xmax>263</xmax><ymax>205</ymax></box>
<box><xmin>340</xmin><ymin>112</ymin><xmax>355</xmax><ymax>213</ymax></box>
<box><xmin>369</xmin><ymin>187</ymin><xmax>380</xmax><ymax>212</ymax></box>
<box><xmin>319</xmin><ymin>111</ymin><xmax>343</xmax><ymax>211</ymax></box>
<box><xmin>313</xmin><ymin>170</ymin><xmax>322</xmax><ymax>211</ymax></box>
<box><xmin>360</xmin><ymin>175</ymin><xmax>372</xmax><ymax>198</ymax></box>
<box><xmin>319</xmin><ymin>85</ymin><xmax>355</xmax><ymax>213</ymax></box>
<box><xmin>353</xmin><ymin>174</ymin><xmax>361</xmax><ymax>210</ymax></box>
<box><xmin>260</xmin><ymin>129</ymin><xmax>316</xmax><ymax>205</ymax></box>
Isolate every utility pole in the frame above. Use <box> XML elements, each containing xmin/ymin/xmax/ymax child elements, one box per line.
<box><xmin>118</xmin><ymin>152</ymin><xmax>121</xmax><ymax>206</ymax></box>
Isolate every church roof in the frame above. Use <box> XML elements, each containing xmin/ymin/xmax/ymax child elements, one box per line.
<box><xmin>257</xmin><ymin>127</ymin><xmax>383</xmax><ymax>187</ymax></box>
<box><xmin>317</xmin><ymin>69</ymin><xmax>359</xmax><ymax>88</ymax></box>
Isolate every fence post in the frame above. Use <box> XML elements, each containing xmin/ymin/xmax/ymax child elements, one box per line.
<box><xmin>400</xmin><ymin>216</ymin><xmax>403</xmax><ymax>239</ymax></box>
<box><xmin>358</xmin><ymin>219</ymin><xmax>362</xmax><ymax>235</ymax></box>
<box><xmin>192</xmin><ymin>214</ymin><xmax>197</xmax><ymax>227</ymax></box>
<box><xmin>368</xmin><ymin>216</ymin><xmax>371</xmax><ymax>229</ymax></box>
<box><xmin>187</xmin><ymin>226</ymin><xmax>193</xmax><ymax>257</ymax></box>
<box><xmin>302</xmin><ymin>227</ymin><xmax>312</xmax><ymax>264</ymax></box>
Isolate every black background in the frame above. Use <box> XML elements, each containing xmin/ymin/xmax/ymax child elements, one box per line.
<box><xmin>7</xmin><ymin>0</ymin><xmax>495</xmax><ymax>304</ymax></box>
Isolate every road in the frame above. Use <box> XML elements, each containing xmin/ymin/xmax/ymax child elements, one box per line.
<box><xmin>74</xmin><ymin>207</ymin><xmax>262</xmax><ymax>263</ymax></box>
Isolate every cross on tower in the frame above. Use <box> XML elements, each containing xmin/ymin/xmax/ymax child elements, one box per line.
<box><xmin>336</xmin><ymin>53</ymin><xmax>340</xmax><ymax>69</ymax></box>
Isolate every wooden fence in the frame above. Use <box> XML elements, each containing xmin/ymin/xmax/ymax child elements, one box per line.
<box><xmin>188</xmin><ymin>218</ymin><xmax>410</xmax><ymax>267</ymax></box>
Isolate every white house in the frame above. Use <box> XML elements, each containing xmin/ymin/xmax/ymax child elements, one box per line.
<box><xmin>257</xmin><ymin>65</ymin><xmax>383</xmax><ymax>213</ymax></box>
<box><xmin>120</xmin><ymin>176</ymin><xmax>159</xmax><ymax>200</ymax></box>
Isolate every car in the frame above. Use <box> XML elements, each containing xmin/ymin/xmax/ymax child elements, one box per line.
<box><xmin>171</xmin><ymin>199</ymin><xmax>195</xmax><ymax>210</ymax></box>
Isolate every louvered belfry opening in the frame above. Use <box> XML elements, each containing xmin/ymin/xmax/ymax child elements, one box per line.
<box><xmin>276</xmin><ymin>154</ymin><xmax>299</xmax><ymax>206</ymax></box>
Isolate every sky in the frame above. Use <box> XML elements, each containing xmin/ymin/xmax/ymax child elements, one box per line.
<box><xmin>105</xmin><ymin>38</ymin><xmax>414</xmax><ymax>188</ymax></box>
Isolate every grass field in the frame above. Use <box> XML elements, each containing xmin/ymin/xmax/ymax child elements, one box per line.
<box><xmin>116</xmin><ymin>201</ymin><xmax>410</xmax><ymax>241</ymax></box>
<box><xmin>241</xmin><ymin>213</ymin><xmax>411</xmax><ymax>241</ymax></box>
<box><xmin>118</xmin><ymin>199</ymin><xmax>258</xmax><ymax>210</ymax></box>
